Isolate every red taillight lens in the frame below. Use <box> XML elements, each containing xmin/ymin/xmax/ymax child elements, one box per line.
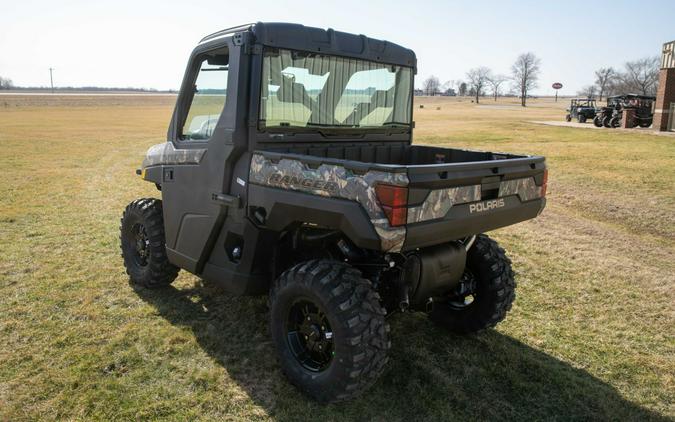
<box><xmin>540</xmin><ymin>169</ymin><xmax>549</xmax><ymax>197</ymax></box>
<box><xmin>375</xmin><ymin>184</ymin><xmax>408</xmax><ymax>226</ymax></box>
<box><xmin>381</xmin><ymin>206</ymin><xmax>408</xmax><ymax>227</ymax></box>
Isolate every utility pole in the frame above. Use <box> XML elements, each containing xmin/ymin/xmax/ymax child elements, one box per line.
<box><xmin>49</xmin><ymin>68</ymin><xmax>54</xmax><ymax>94</ymax></box>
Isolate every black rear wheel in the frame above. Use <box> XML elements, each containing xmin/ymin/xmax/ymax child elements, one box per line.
<box><xmin>120</xmin><ymin>198</ymin><xmax>178</xmax><ymax>288</ymax></box>
<box><xmin>565</xmin><ymin>114</ymin><xmax>572</xmax><ymax>122</ymax></box>
<box><xmin>603</xmin><ymin>116</ymin><xmax>612</xmax><ymax>128</ymax></box>
<box><xmin>578</xmin><ymin>114</ymin><xmax>587</xmax><ymax>123</ymax></box>
<box><xmin>593</xmin><ymin>115</ymin><xmax>603</xmax><ymax>127</ymax></box>
<box><xmin>286</xmin><ymin>298</ymin><xmax>334</xmax><ymax>372</ymax></box>
<box><xmin>270</xmin><ymin>260</ymin><xmax>390</xmax><ymax>403</ymax></box>
<box><xmin>428</xmin><ymin>235</ymin><xmax>515</xmax><ymax>334</ymax></box>
<box><xmin>610</xmin><ymin>116</ymin><xmax>621</xmax><ymax>128</ymax></box>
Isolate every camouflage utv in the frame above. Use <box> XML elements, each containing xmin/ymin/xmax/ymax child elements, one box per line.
<box><xmin>120</xmin><ymin>22</ymin><xmax>548</xmax><ymax>403</ymax></box>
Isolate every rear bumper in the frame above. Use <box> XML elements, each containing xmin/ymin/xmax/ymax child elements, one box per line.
<box><xmin>403</xmin><ymin>197</ymin><xmax>545</xmax><ymax>251</ymax></box>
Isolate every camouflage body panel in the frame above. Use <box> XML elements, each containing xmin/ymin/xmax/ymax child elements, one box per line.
<box><xmin>407</xmin><ymin>185</ymin><xmax>481</xmax><ymax>223</ymax></box>
<box><xmin>498</xmin><ymin>177</ymin><xmax>542</xmax><ymax>202</ymax></box>
<box><xmin>249</xmin><ymin>153</ymin><xmax>543</xmax><ymax>251</ymax></box>
<box><xmin>250</xmin><ymin>153</ymin><xmax>408</xmax><ymax>252</ymax></box>
<box><xmin>142</xmin><ymin>142</ymin><xmax>206</xmax><ymax>168</ymax></box>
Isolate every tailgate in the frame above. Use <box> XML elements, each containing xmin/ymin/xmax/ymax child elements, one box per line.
<box><xmin>402</xmin><ymin>156</ymin><xmax>547</xmax><ymax>250</ymax></box>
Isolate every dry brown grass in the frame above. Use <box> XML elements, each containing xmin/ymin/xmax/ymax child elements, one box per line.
<box><xmin>0</xmin><ymin>94</ymin><xmax>673</xmax><ymax>421</ymax></box>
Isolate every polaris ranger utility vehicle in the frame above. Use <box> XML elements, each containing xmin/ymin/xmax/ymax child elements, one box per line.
<box><xmin>565</xmin><ymin>98</ymin><xmax>597</xmax><ymax>123</ymax></box>
<box><xmin>120</xmin><ymin>22</ymin><xmax>548</xmax><ymax>403</ymax></box>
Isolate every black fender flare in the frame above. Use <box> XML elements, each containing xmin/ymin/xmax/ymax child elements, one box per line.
<box><xmin>247</xmin><ymin>184</ymin><xmax>382</xmax><ymax>251</ymax></box>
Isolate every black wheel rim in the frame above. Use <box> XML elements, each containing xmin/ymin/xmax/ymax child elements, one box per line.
<box><xmin>286</xmin><ymin>298</ymin><xmax>334</xmax><ymax>372</ymax></box>
<box><xmin>129</xmin><ymin>223</ymin><xmax>150</xmax><ymax>267</ymax></box>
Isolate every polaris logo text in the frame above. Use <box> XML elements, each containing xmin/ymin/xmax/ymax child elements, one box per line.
<box><xmin>268</xmin><ymin>173</ymin><xmax>339</xmax><ymax>193</ymax></box>
<box><xmin>469</xmin><ymin>198</ymin><xmax>505</xmax><ymax>214</ymax></box>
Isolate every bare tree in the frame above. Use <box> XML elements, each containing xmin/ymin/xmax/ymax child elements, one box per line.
<box><xmin>487</xmin><ymin>74</ymin><xmax>508</xmax><ymax>101</ymax></box>
<box><xmin>466</xmin><ymin>67</ymin><xmax>491</xmax><ymax>104</ymax></box>
<box><xmin>458</xmin><ymin>81</ymin><xmax>467</xmax><ymax>97</ymax></box>
<box><xmin>0</xmin><ymin>76</ymin><xmax>14</xmax><ymax>90</ymax></box>
<box><xmin>615</xmin><ymin>57</ymin><xmax>660</xmax><ymax>96</ymax></box>
<box><xmin>594</xmin><ymin>67</ymin><xmax>615</xmax><ymax>101</ymax></box>
<box><xmin>577</xmin><ymin>85</ymin><xmax>597</xmax><ymax>98</ymax></box>
<box><xmin>511</xmin><ymin>52</ymin><xmax>541</xmax><ymax>107</ymax></box>
<box><xmin>422</xmin><ymin>75</ymin><xmax>441</xmax><ymax>96</ymax></box>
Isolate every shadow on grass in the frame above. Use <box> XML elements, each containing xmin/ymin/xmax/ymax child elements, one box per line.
<box><xmin>135</xmin><ymin>282</ymin><xmax>668</xmax><ymax>421</ymax></box>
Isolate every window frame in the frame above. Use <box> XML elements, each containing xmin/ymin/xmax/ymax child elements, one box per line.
<box><xmin>257</xmin><ymin>47</ymin><xmax>415</xmax><ymax>135</ymax></box>
<box><xmin>174</xmin><ymin>44</ymin><xmax>231</xmax><ymax>145</ymax></box>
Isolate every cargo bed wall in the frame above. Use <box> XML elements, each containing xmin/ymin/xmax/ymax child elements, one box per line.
<box><xmin>261</xmin><ymin>143</ymin><xmax>523</xmax><ymax>166</ymax></box>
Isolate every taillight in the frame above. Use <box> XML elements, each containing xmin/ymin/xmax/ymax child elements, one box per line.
<box><xmin>540</xmin><ymin>169</ymin><xmax>548</xmax><ymax>197</ymax></box>
<box><xmin>375</xmin><ymin>184</ymin><xmax>408</xmax><ymax>227</ymax></box>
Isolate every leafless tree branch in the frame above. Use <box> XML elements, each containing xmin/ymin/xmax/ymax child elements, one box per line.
<box><xmin>511</xmin><ymin>52</ymin><xmax>541</xmax><ymax>107</ymax></box>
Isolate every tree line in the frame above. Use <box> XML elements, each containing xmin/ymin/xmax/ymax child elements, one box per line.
<box><xmin>0</xmin><ymin>77</ymin><xmax>175</xmax><ymax>93</ymax></box>
<box><xmin>421</xmin><ymin>52</ymin><xmax>542</xmax><ymax>107</ymax></box>
<box><xmin>576</xmin><ymin>57</ymin><xmax>660</xmax><ymax>100</ymax></box>
<box><xmin>0</xmin><ymin>76</ymin><xmax>14</xmax><ymax>90</ymax></box>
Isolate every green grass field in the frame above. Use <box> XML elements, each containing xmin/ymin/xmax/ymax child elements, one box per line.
<box><xmin>1</xmin><ymin>95</ymin><xmax>673</xmax><ymax>421</ymax></box>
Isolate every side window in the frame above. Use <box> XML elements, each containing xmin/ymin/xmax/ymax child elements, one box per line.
<box><xmin>181</xmin><ymin>48</ymin><xmax>229</xmax><ymax>140</ymax></box>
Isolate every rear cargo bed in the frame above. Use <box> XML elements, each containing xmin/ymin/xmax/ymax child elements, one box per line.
<box><xmin>254</xmin><ymin>143</ymin><xmax>546</xmax><ymax>251</ymax></box>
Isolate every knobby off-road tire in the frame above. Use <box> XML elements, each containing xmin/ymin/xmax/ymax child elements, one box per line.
<box><xmin>120</xmin><ymin>198</ymin><xmax>179</xmax><ymax>288</ymax></box>
<box><xmin>269</xmin><ymin>260</ymin><xmax>390</xmax><ymax>403</ymax></box>
<box><xmin>593</xmin><ymin>115</ymin><xmax>603</xmax><ymax>127</ymax></box>
<box><xmin>610</xmin><ymin>116</ymin><xmax>621</xmax><ymax>128</ymax></box>
<box><xmin>429</xmin><ymin>234</ymin><xmax>516</xmax><ymax>334</ymax></box>
<box><xmin>603</xmin><ymin>116</ymin><xmax>612</xmax><ymax>128</ymax></box>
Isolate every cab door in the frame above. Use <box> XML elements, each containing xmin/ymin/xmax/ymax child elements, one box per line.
<box><xmin>160</xmin><ymin>39</ymin><xmax>241</xmax><ymax>273</ymax></box>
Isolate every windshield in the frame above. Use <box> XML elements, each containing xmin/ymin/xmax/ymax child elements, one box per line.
<box><xmin>260</xmin><ymin>48</ymin><xmax>413</xmax><ymax>130</ymax></box>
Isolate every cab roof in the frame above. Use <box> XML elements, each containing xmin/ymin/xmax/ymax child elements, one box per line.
<box><xmin>608</xmin><ymin>94</ymin><xmax>656</xmax><ymax>100</ymax></box>
<box><xmin>199</xmin><ymin>22</ymin><xmax>417</xmax><ymax>71</ymax></box>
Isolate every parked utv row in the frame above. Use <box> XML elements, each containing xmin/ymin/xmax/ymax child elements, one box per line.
<box><xmin>566</xmin><ymin>95</ymin><xmax>655</xmax><ymax>129</ymax></box>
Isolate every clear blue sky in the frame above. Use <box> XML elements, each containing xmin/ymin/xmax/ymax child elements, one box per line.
<box><xmin>1</xmin><ymin>0</ymin><xmax>673</xmax><ymax>95</ymax></box>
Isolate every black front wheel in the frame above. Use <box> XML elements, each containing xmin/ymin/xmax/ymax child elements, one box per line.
<box><xmin>578</xmin><ymin>115</ymin><xmax>587</xmax><ymax>123</ymax></box>
<box><xmin>120</xmin><ymin>198</ymin><xmax>179</xmax><ymax>288</ymax></box>
<box><xmin>269</xmin><ymin>260</ymin><xmax>390</xmax><ymax>403</ymax></box>
<box><xmin>593</xmin><ymin>115</ymin><xmax>603</xmax><ymax>127</ymax></box>
<box><xmin>428</xmin><ymin>235</ymin><xmax>515</xmax><ymax>334</ymax></box>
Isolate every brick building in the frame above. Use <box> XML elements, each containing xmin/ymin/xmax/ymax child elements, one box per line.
<box><xmin>654</xmin><ymin>40</ymin><xmax>675</xmax><ymax>131</ymax></box>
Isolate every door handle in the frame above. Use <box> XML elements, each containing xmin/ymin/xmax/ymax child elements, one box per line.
<box><xmin>211</xmin><ymin>193</ymin><xmax>240</xmax><ymax>208</ymax></box>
